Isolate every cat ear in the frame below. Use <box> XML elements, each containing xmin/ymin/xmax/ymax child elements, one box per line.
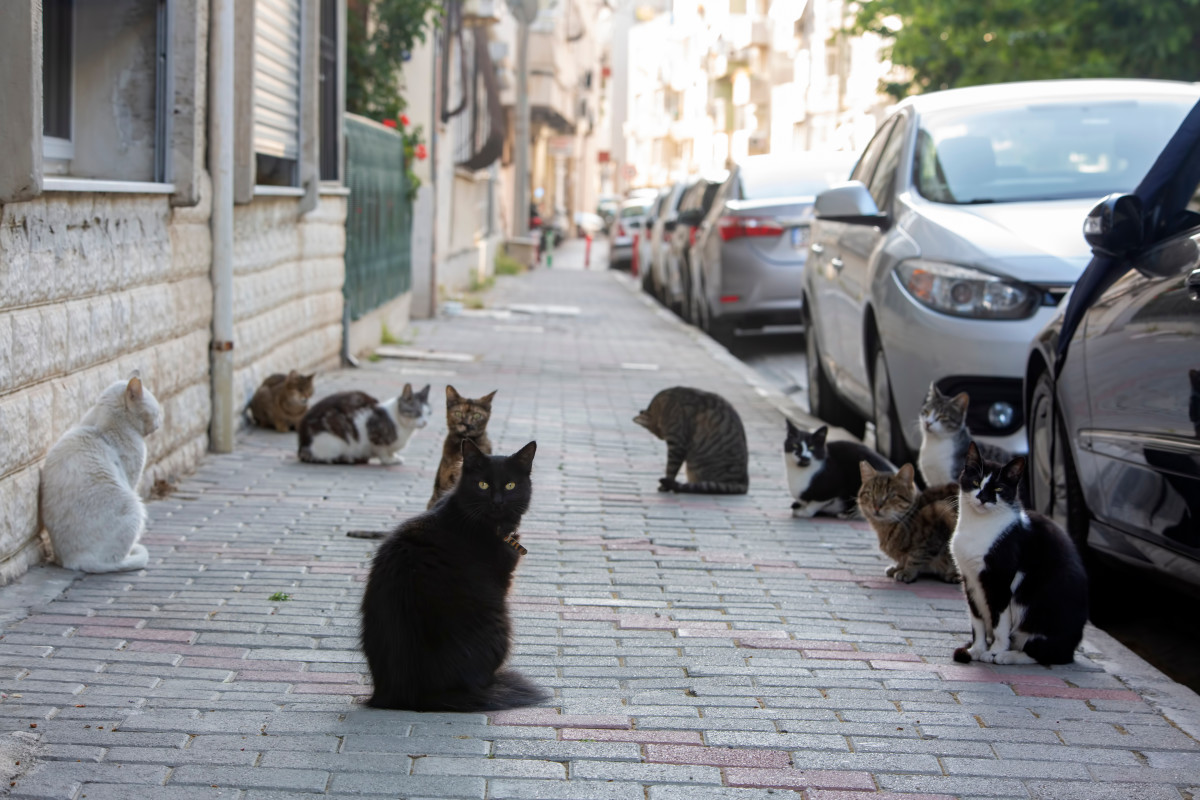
<box><xmin>952</xmin><ymin>392</ymin><xmax>970</xmax><ymax>412</ymax></box>
<box><xmin>417</xmin><ymin>384</ymin><xmax>431</xmax><ymax>402</ymax></box>
<box><xmin>446</xmin><ymin>385</ymin><xmax>461</xmax><ymax>403</ymax></box>
<box><xmin>126</xmin><ymin>375</ymin><xmax>144</xmax><ymax>402</ymax></box>
<box><xmin>859</xmin><ymin>460</ymin><xmax>877</xmax><ymax>482</ymax></box>
<box><xmin>927</xmin><ymin>381</ymin><xmax>940</xmax><ymax>399</ymax></box>
<box><xmin>460</xmin><ymin>438</ymin><xmax>488</xmax><ymax>471</ymax></box>
<box><xmin>633</xmin><ymin>411</ymin><xmax>650</xmax><ymax>428</ymax></box>
<box><xmin>896</xmin><ymin>463</ymin><xmax>915</xmax><ymax>484</ymax></box>
<box><xmin>479</xmin><ymin>390</ymin><xmax>498</xmax><ymax>406</ymax></box>
<box><xmin>964</xmin><ymin>441</ymin><xmax>982</xmax><ymax>470</ymax></box>
<box><xmin>785</xmin><ymin>418</ymin><xmax>800</xmax><ymax>438</ymax></box>
<box><xmin>1002</xmin><ymin>456</ymin><xmax>1026</xmax><ymax>485</ymax></box>
<box><xmin>510</xmin><ymin>441</ymin><xmax>537</xmax><ymax>473</ymax></box>
<box><xmin>401</xmin><ymin>383</ymin><xmax>414</xmax><ymax>400</ymax></box>
<box><xmin>287</xmin><ymin>369</ymin><xmax>299</xmax><ymax>379</ymax></box>
<box><xmin>812</xmin><ymin>426</ymin><xmax>828</xmax><ymax>446</ymax></box>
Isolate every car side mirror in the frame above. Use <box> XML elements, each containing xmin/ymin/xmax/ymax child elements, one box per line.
<box><xmin>813</xmin><ymin>181</ymin><xmax>888</xmax><ymax>227</ymax></box>
<box><xmin>676</xmin><ymin>208</ymin><xmax>704</xmax><ymax>227</ymax></box>
<box><xmin>1083</xmin><ymin>193</ymin><xmax>1143</xmax><ymax>257</ymax></box>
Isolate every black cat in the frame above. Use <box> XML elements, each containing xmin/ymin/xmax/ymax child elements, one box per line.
<box><xmin>950</xmin><ymin>442</ymin><xmax>1088</xmax><ymax>665</ymax></box>
<box><xmin>359</xmin><ymin>439</ymin><xmax>549</xmax><ymax>711</ymax></box>
<box><xmin>784</xmin><ymin>421</ymin><xmax>894</xmax><ymax>518</ymax></box>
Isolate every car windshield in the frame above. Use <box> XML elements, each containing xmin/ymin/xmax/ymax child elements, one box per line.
<box><xmin>738</xmin><ymin>160</ymin><xmax>855</xmax><ymax>199</ymax></box>
<box><xmin>620</xmin><ymin>204</ymin><xmax>650</xmax><ymax>218</ymax></box>
<box><xmin>914</xmin><ymin>98</ymin><xmax>1196</xmax><ymax>205</ymax></box>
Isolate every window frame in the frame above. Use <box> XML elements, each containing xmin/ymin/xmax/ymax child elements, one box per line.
<box><xmin>41</xmin><ymin>0</ymin><xmax>75</xmax><ymax>166</ymax></box>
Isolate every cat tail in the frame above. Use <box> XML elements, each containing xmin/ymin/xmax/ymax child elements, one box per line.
<box><xmin>1020</xmin><ymin>635</ymin><xmax>1078</xmax><ymax>666</ymax></box>
<box><xmin>404</xmin><ymin>669</ymin><xmax>550</xmax><ymax>712</ymax></box>
<box><xmin>674</xmin><ymin>480</ymin><xmax>748</xmax><ymax>495</ymax></box>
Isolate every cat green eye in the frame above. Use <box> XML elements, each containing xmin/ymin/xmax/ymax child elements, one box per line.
<box><xmin>478</xmin><ymin>481</ymin><xmax>489</xmax><ymax>490</ymax></box>
<box><xmin>505</xmin><ymin>481</ymin><xmax>516</xmax><ymax>490</ymax></box>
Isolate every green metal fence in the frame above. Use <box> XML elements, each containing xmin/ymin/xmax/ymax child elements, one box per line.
<box><xmin>344</xmin><ymin>113</ymin><xmax>413</xmax><ymax>321</ymax></box>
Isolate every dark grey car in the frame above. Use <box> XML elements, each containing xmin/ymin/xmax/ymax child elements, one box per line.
<box><xmin>688</xmin><ymin>153</ymin><xmax>859</xmax><ymax>345</ymax></box>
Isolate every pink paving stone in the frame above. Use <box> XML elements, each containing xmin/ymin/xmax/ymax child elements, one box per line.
<box><xmin>803</xmin><ymin>569</ymin><xmax>861</xmax><ymax>582</ymax></box>
<box><xmin>804</xmin><ymin>650</ymin><xmax>920</xmax><ymax>662</ymax></box>
<box><xmin>237</xmin><ymin>671</ymin><xmax>360</xmax><ymax>682</ymax></box>
<box><xmin>678</xmin><ymin>628</ymin><xmax>788</xmax><ymax>639</ymax></box>
<box><xmin>739</xmin><ymin>639</ymin><xmax>853</xmax><ymax>651</ymax></box>
<box><xmin>1011</xmin><ymin>684</ymin><xmax>1142</xmax><ymax>702</ymax></box>
<box><xmin>128</xmin><ymin>642</ymin><xmax>248</xmax><ymax>657</ymax></box>
<box><xmin>25</xmin><ymin>615</ymin><xmax>145</xmax><ymax>628</ymax></box>
<box><xmin>290</xmin><ymin>684</ymin><xmax>371</xmax><ymax>695</ymax></box>
<box><xmin>725</xmin><ymin>767</ymin><xmax>876</xmax><ymax>791</ymax></box>
<box><xmin>646</xmin><ymin>744</ymin><xmax>790</xmax><ymax>769</ymax></box>
<box><xmin>933</xmin><ymin>664</ymin><xmax>1008</xmax><ymax>682</ymax></box>
<box><xmin>560</xmin><ymin>728</ymin><xmax>703</xmax><ymax>745</ymax></box>
<box><xmin>490</xmin><ymin>709</ymin><xmax>631</xmax><ymax>729</ymax></box>
<box><xmin>808</xmin><ymin>792</ymin><xmax>955</xmax><ymax>800</ymax></box>
<box><xmin>185</xmin><ymin>657</ymin><xmax>301</xmax><ymax>671</ymax></box>
<box><xmin>76</xmin><ymin>627</ymin><xmax>197</xmax><ymax>643</ymax></box>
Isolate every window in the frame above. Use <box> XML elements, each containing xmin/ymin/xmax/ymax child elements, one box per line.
<box><xmin>850</xmin><ymin>116</ymin><xmax>894</xmax><ymax>185</ymax></box>
<box><xmin>318</xmin><ymin>0</ymin><xmax>339</xmax><ymax>181</ymax></box>
<box><xmin>254</xmin><ymin>0</ymin><xmax>303</xmax><ymax>187</ymax></box>
<box><xmin>40</xmin><ymin>0</ymin><xmax>168</xmax><ymax>182</ymax></box>
<box><xmin>867</xmin><ymin>117</ymin><xmax>907</xmax><ymax>212</ymax></box>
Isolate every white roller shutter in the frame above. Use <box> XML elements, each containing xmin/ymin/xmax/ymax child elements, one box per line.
<box><xmin>254</xmin><ymin>0</ymin><xmax>302</xmax><ymax>159</ymax></box>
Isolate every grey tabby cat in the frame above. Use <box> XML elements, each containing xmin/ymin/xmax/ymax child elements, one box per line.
<box><xmin>918</xmin><ymin>383</ymin><xmax>1014</xmax><ymax>487</ymax></box>
<box><xmin>858</xmin><ymin>462</ymin><xmax>960</xmax><ymax>583</ymax></box>
<box><xmin>634</xmin><ymin>387</ymin><xmax>749</xmax><ymax>494</ymax></box>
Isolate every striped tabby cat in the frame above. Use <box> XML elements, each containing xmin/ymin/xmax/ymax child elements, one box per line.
<box><xmin>858</xmin><ymin>462</ymin><xmax>960</xmax><ymax>583</ymax></box>
<box><xmin>427</xmin><ymin>385</ymin><xmax>497</xmax><ymax>509</ymax></box>
<box><xmin>634</xmin><ymin>387</ymin><xmax>749</xmax><ymax>494</ymax></box>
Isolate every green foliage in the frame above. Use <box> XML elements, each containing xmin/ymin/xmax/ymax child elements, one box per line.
<box><xmin>346</xmin><ymin>0</ymin><xmax>442</xmax><ymax>121</ymax></box>
<box><xmin>268</xmin><ymin>592</ymin><xmax>291</xmax><ymax>602</ymax></box>
<box><xmin>380</xmin><ymin>322</ymin><xmax>410</xmax><ymax>345</ymax></box>
<box><xmin>494</xmin><ymin>248</ymin><xmax>526</xmax><ymax>276</ymax></box>
<box><xmin>853</xmin><ymin>0</ymin><xmax>1200</xmax><ymax>100</ymax></box>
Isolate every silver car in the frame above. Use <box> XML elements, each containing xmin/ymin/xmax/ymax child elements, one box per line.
<box><xmin>804</xmin><ymin>78</ymin><xmax>1200</xmax><ymax>463</ymax></box>
<box><xmin>608</xmin><ymin>198</ymin><xmax>654</xmax><ymax>270</ymax></box>
<box><xmin>689</xmin><ymin>152</ymin><xmax>860</xmax><ymax>345</ymax></box>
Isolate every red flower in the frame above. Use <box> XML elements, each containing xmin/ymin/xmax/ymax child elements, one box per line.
<box><xmin>382</xmin><ymin>118</ymin><xmax>397</xmax><ymax>128</ymax></box>
<box><xmin>400</xmin><ymin>114</ymin><xmax>411</xmax><ymax>127</ymax></box>
<box><xmin>415</xmin><ymin>144</ymin><xmax>427</xmax><ymax>160</ymax></box>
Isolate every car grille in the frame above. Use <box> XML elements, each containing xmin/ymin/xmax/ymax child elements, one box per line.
<box><xmin>1037</xmin><ymin>285</ymin><xmax>1071</xmax><ymax>306</ymax></box>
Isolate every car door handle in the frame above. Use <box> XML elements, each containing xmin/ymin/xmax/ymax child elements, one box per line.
<box><xmin>831</xmin><ymin>257</ymin><xmax>844</xmax><ymax>271</ymax></box>
<box><xmin>810</xmin><ymin>243</ymin><xmax>825</xmax><ymax>255</ymax></box>
<box><xmin>1188</xmin><ymin>268</ymin><xmax>1200</xmax><ymax>301</ymax></box>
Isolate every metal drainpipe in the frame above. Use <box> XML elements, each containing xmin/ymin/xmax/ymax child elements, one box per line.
<box><xmin>208</xmin><ymin>0</ymin><xmax>235</xmax><ymax>453</ymax></box>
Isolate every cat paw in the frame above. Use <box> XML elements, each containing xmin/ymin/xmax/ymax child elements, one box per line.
<box><xmin>942</xmin><ymin>572</ymin><xmax>963</xmax><ymax>584</ymax></box>
<box><xmin>836</xmin><ymin>508</ymin><xmax>862</xmax><ymax>520</ymax></box>
<box><xmin>892</xmin><ymin>568</ymin><xmax>919</xmax><ymax>583</ymax></box>
<box><xmin>885</xmin><ymin>564</ymin><xmax>899</xmax><ymax>577</ymax></box>
<box><xmin>380</xmin><ymin>455</ymin><xmax>405</xmax><ymax>465</ymax></box>
<box><xmin>983</xmin><ymin>649</ymin><xmax>1037</xmax><ymax>665</ymax></box>
<box><xmin>658</xmin><ymin>478</ymin><xmax>678</xmax><ymax>492</ymax></box>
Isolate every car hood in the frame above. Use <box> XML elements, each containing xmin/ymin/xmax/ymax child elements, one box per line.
<box><xmin>906</xmin><ymin>197</ymin><xmax>1098</xmax><ymax>282</ymax></box>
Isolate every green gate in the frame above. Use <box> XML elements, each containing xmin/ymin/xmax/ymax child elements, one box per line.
<box><xmin>344</xmin><ymin>113</ymin><xmax>413</xmax><ymax>320</ymax></box>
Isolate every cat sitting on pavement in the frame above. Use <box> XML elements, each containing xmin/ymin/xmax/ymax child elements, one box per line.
<box><xmin>784</xmin><ymin>420</ymin><xmax>894</xmax><ymax>518</ymax></box>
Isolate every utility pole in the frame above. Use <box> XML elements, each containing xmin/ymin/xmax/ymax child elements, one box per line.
<box><xmin>508</xmin><ymin>0</ymin><xmax>539</xmax><ymax>237</ymax></box>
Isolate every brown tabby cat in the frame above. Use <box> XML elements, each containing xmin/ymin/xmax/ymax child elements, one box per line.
<box><xmin>858</xmin><ymin>462</ymin><xmax>960</xmax><ymax>583</ymax></box>
<box><xmin>426</xmin><ymin>385</ymin><xmax>497</xmax><ymax>509</ymax></box>
<box><xmin>633</xmin><ymin>387</ymin><xmax>749</xmax><ymax>494</ymax></box>
<box><xmin>248</xmin><ymin>370</ymin><xmax>315</xmax><ymax>432</ymax></box>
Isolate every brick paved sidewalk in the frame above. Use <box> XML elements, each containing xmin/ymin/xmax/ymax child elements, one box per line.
<box><xmin>3</xmin><ymin>251</ymin><xmax>1200</xmax><ymax>800</ymax></box>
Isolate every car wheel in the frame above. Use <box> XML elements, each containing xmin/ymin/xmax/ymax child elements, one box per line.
<box><xmin>804</xmin><ymin>312</ymin><xmax>865</xmax><ymax>438</ymax></box>
<box><xmin>872</xmin><ymin>346</ymin><xmax>909</xmax><ymax>465</ymax></box>
<box><xmin>1028</xmin><ymin>368</ymin><xmax>1089</xmax><ymax>551</ymax></box>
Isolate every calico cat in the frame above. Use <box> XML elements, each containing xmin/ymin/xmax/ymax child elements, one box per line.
<box><xmin>298</xmin><ymin>384</ymin><xmax>431</xmax><ymax>464</ymax></box>
<box><xmin>248</xmin><ymin>370</ymin><xmax>315</xmax><ymax>432</ymax></box>
<box><xmin>918</xmin><ymin>383</ymin><xmax>1014</xmax><ymax>488</ymax></box>
<box><xmin>427</xmin><ymin>385</ymin><xmax>497</xmax><ymax>509</ymax></box>
<box><xmin>858</xmin><ymin>462</ymin><xmax>960</xmax><ymax>583</ymax></box>
<box><xmin>360</xmin><ymin>439</ymin><xmax>548</xmax><ymax>711</ymax></box>
<box><xmin>40</xmin><ymin>372</ymin><xmax>162</xmax><ymax>573</ymax></box>
<box><xmin>785</xmin><ymin>420</ymin><xmax>895</xmax><ymax>518</ymax></box>
<box><xmin>951</xmin><ymin>442</ymin><xmax>1088</xmax><ymax>665</ymax></box>
<box><xmin>633</xmin><ymin>387</ymin><xmax>749</xmax><ymax>494</ymax></box>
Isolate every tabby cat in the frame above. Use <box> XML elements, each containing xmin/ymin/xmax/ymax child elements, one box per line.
<box><xmin>858</xmin><ymin>462</ymin><xmax>960</xmax><ymax>583</ymax></box>
<box><xmin>918</xmin><ymin>383</ymin><xmax>1014</xmax><ymax>488</ymax></box>
<box><xmin>427</xmin><ymin>386</ymin><xmax>498</xmax><ymax>509</ymax></box>
<box><xmin>298</xmin><ymin>384</ymin><xmax>431</xmax><ymax>464</ymax></box>
<box><xmin>785</xmin><ymin>420</ymin><xmax>894</xmax><ymax>518</ymax></box>
<box><xmin>634</xmin><ymin>387</ymin><xmax>749</xmax><ymax>494</ymax></box>
<box><xmin>951</xmin><ymin>442</ymin><xmax>1088</xmax><ymax>665</ymax></box>
<box><xmin>248</xmin><ymin>370</ymin><xmax>315</xmax><ymax>432</ymax></box>
<box><xmin>360</xmin><ymin>439</ymin><xmax>548</xmax><ymax>711</ymax></box>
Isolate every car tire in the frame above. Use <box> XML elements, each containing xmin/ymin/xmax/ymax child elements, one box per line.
<box><xmin>804</xmin><ymin>313</ymin><xmax>865</xmax><ymax>438</ymax></box>
<box><xmin>872</xmin><ymin>346</ymin><xmax>910</xmax><ymax>465</ymax></box>
<box><xmin>1028</xmin><ymin>368</ymin><xmax>1090</xmax><ymax>551</ymax></box>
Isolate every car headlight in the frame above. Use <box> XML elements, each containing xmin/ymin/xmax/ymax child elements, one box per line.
<box><xmin>895</xmin><ymin>260</ymin><xmax>1039</xmax><ymax>320</ymax></box>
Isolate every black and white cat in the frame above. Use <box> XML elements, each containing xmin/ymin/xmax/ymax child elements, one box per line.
<box><xmin>784</xmin><ymin>420</ymin><xmax>895</xmax><ymax>518</ymax></box>
<box><xmin>298</xmin><ymin>384</ymin><xmax>431</xmax><ymax>464</ymax></box>
<box><xmin>950</xmin><ymin>442</ymin><xmax>1088</xmax><ymax>665</ymax></box>
<box><xmin>918</xmin><ymin>383</ymin><xmax>1015</xmax><ymax>487</ymax></box>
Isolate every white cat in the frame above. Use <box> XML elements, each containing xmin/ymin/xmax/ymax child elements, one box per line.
<box><xmin>40</xmin><ymin>373</ymin><xmax>163</xmax><ymax>573</ymax></box>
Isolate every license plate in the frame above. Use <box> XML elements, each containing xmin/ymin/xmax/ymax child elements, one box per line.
<box><xmin>791</xmin><ymin>227</ymin><xmax>809</xmax><ymax>250</ymax></box>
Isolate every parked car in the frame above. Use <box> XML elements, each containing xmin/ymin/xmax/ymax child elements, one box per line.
<box><xmin>689</xmin><ymin>151</ymin><xmax>860</xmax><ymax>346</ymax></box>
<box><xmin>645</xmin><ymin>177</ymin><xmax>700</xmax><ymax>307</ymax></box>
<box><xmin>1024</xmin><ymin>98</ymin><xmax>1200</xmax><ymax>587</ymax></box>
<box><xmin>608</xmin><ymin>198</ymin><xmax>654</xmax><ymax>270</ymax></box>
<box><xmin>805</xmin><ymin>79</ymin><xmax>1200</xmax><ymax>463</ymax></box>
<box><xmin>663</xmin><ymin>172</ymin><xmax>728</xmax><ymax>319</ymax></box>
<box><xmin>597</xmin><ymin>196</ymin><xmax>620</xmax><ymax>233</ymax></box>
<box><xmin>638</xmin><ymin>188</ymin><xmax>671</xmax><ymax>290</ymax></box>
